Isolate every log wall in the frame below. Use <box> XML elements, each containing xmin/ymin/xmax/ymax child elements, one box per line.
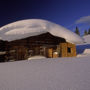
<box><xmin>60</xmin><ymin>42</ymin><xmax>76</xmax><ymax>57</ymax></box>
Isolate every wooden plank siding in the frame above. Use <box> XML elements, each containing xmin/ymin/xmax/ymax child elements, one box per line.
<box><xmin>60</xmin><ymin>43</ymin><xmax>76</xmax><ymax>57</ymax></box>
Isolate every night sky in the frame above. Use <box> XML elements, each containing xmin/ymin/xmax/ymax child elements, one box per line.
<box><xmin>0</xmin><ymin>0</ymin><xmax>90</xmax><ymax>35</ymax></box>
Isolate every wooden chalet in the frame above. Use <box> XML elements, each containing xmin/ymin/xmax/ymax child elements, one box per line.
<box><xmin>0</xmin><ymin>32</ymin><xmax>76</xmax><ymax>62</ymax></box>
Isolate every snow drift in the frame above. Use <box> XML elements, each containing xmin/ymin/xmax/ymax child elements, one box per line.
<box><xmin>83</xmin><ymin>35</ymin><xmax>90</xmax><ymax>44</ymax></box>
<box><xmin>0</xmin><ymin>57</ymin><xmax>90</xmax><ymax>90</ymax></box>
<box><xmin>0</xmin><ymin>19</ymin><xmax>84</xmax><ymax>44</ymax></box>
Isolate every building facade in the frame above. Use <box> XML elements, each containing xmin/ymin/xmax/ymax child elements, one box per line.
<box><xmin>0</xmin><ymin>32</ymin><xmax>76</xmax><ymax>62</ymax></box>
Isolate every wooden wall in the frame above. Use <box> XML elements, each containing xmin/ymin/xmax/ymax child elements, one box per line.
<box><xmin>60</xmin><ymin>42</ymin><xmax>76</xmax><ymax>57</ymax></box>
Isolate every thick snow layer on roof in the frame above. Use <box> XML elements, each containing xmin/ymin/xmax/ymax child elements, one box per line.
<box><xmin>0</xmin><ymin>19</ymin><xmax>84</xmax><ymax>44</ymax></box>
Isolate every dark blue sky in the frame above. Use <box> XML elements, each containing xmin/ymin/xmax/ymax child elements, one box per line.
<box><xmin>0</xmin><ymin>0</ymin><xmax>90</xmax><ymax>35</ymax></box>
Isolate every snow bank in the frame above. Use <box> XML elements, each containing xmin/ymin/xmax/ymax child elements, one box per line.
<box><xmin>0</xmin><ymin>19</ymin><xmax>84</xmax><ymax>44</ymax></box>
<box><xmin>0</xmin><ymin>57</ymin><xmax>90</xmax><ymax>90</ymax></box>
<box><xmin>28</xmin><ymin>55</ymin><xmax>46</xmax><ymax>60</ymax></box>
<box><xmin>77</xmin><ymin>49</ymin><xmax>90</xmax><ymax>57</ymax></box>
<box><xmin>83</xmin><ymin>35</ymin><xmax>90</xmax><ymax>44</ymax></box>
<box><xmin>83</xmin><ymin>49</ymin><xmax>90</xmax><ymax>54</ymax></box>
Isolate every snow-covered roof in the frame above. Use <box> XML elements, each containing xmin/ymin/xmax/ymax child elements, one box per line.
<box><xmin>0</xmin><ymin>19</ymin><xmax>84</xmax><ymax>44</ymax></box>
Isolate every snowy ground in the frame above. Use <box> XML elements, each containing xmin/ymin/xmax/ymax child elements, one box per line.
<box><xmin>0</xmin><ymin>56</ymin><xmax>90</xmax><ymax>90</ymax></box>
<box><xmin>83</xmin><ymin>35</ymin><xmax>90</xmax><ymax>44</ymax></box>
<box><xmin>0</xmin><ymin>35</ymin><xmax>90</xmax><ymax>90</ymax></box>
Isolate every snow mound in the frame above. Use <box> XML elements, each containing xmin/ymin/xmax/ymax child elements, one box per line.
<box><xmin>0</xmin><ymin>19</ymin><xmax>84</xmax><ymax>44</ymax></box>
<box><xmin>77</xmin><ymin>49</ymin><xmax>90</xmax><ymax>57</ymax></box>
<box><xmin>28</xmin><ymin>55</ymin><xmax>46</xmax><ymax>60</ymax></box>
<box><xmin>77</xmin><ymin>54</ymin><xmax>90</xmax><ymax>57</ymax></box>
<box><xmin>83</xmin><ymin>49</ymin><xmax>90</xmax><ymax>54</ymax></box>
<box><xmin>83</xmin><ymin>35</ymin><xmax>90</xmax><ymax>44</ymax></box>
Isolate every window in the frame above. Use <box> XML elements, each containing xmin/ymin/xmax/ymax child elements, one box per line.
<box><xmin>67</xmin><ymin>47</ymin><xmax>71</xmax><ymax>53</ymax></box>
